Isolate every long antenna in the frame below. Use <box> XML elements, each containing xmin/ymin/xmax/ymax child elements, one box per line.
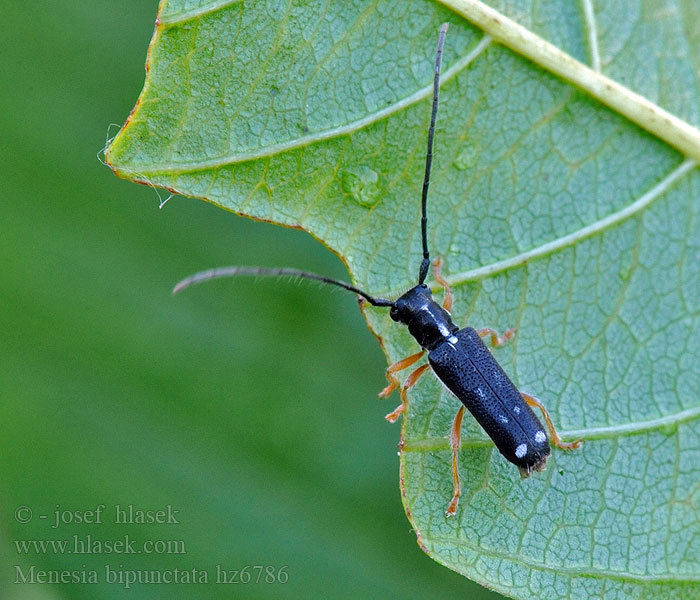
<box><xmin>172</xmin><ymin>266</ymin><xmax>393</xmax><ymax>307</ymax></box>
<box><xmin>418</xmin><ymin>23</ymin><xmax>448</xmax><ymax>285</ymax></box>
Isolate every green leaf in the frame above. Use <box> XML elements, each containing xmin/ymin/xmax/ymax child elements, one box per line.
<box><xmin>106</xmin><ymin>1</ymin><xmax>700</xmax><ymax>598</ymax></box>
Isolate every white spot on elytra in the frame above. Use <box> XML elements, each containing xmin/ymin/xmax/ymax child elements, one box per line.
<box><xmin>498</xmin><ymin>414</ymin><xmax>508</xmax><ymax>424</ymax></box>
<box><xmin>515</xmin><ymin>443</ymin><xmax>528</xmax><ymax>458</ymax></box>
<box><xmin>475</xmin><ymin>387</ymin><xmax>485</xmax><ymax>399</ymax></box>
<box><xmin>534</xmin><ymin>430</ymin><xmax>546</xmax><ymax>443</ymax></box>
<box><xmin>513</xmin><ymin>405</ymin><xmax>521</xmax><ymax>414</ymax></box>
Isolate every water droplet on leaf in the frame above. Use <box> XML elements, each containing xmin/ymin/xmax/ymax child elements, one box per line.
<box><xmin>341</xmin><ymin>166</ymin><xmax>381</xmax><ymax>208</ymax></box>
<box><xmin>453</xmin><ymin>147</ymin><xmax>477</xmax><ymax>171</ymax></box>
<box><xmin>660</xmin><ymin>422</ymin><xmax>678</xmax><ymax>436</ymax></box>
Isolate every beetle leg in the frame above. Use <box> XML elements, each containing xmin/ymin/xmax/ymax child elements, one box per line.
<box><xmin>521</xmin><ymin>393</ymin><xmax>583</xmax><ymax>450</ymax></box>
<box><xmin>378</xmin><ymin>350</ymin><xmax>425</xmax><ymax>398</ymax></box>
<box><xmin>445</xmin><ymin>405</ymin><xmax>466</xmax><ymax>517</ymax></box>
<box><xmin>385</xmin><ymin>364</ymin><xmax>430</xmax><ymax>423</ymax></box>
<box><xmin>476</xmin><ymin>327</ymin><xmax>516</xmax><ymax>347</ymax></box>
<box><xmin>432</xmin><ymin>256</ymin><xmax>453</xmax><ymax>312</ymax></box>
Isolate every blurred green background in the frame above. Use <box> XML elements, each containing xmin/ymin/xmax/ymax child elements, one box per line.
<box><xmin>0</xmin><ymin>1</ymin><xmax>503</xmax><ymax>598</ymax></box>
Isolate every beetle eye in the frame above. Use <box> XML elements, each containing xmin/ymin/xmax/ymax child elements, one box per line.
<box><xmin>389</xmin><ymin>306</ymin><xmax>399</xmax><ymax>321</ymax></box>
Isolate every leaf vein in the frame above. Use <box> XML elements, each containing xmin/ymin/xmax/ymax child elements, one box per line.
<box><xmin>438</xmin><ymin>158</ymin><xmax>696</xmax><ymax>289</ymax></box>
<box><xmin>402</xmin><ymin>404</ymin><xmax>700</xmax><ymax>451</ymax></box>
<box><xmin>437</xmin><ymin>0</ymin><xmax>700</xmax><ymax>160</ymax></box>
<box><xmin>579</xmin><ymin>0</ymin><xmax>601</xmax><ymax>72</ymax></box>
<box><xmin>120</xmin><ymin>35</ymin><xmax>493</xmax><ymax>174</ymax></box>
<box><xmin>421</xmin><ymin>535</ymin><xmax>700</xmax><ymax>584</ymax></box>
<box><xmin>159</xmin><ymin>0</ymin><xmax>243</xmax><ymax>26</ymax></box>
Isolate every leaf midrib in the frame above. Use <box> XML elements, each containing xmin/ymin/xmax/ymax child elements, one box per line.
<box><xmin>439</xmin><ymin>0</ymin><xmax>700</xmax><ymax>161</ymax></box>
